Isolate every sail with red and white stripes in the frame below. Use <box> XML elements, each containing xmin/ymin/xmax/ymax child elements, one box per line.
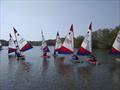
<box><xmin>41</xmin><ymin>30</ymin><xmax>50</xmax><ymax>52</ymax></box>
<box><xmin>58</xmin><ymin>24</ymin><xmax>74</xmax><ymax>54</ymax></box>
<box><xmin>8</xmin><ymin>34</ymin><xmax>16</xmax><ymax>53</ymax></box>
<box><xmin>77</xmin><ymin>23</ymin><xmax>92</xmax><ymax>55</ymax></box>
<box><xmin>110</xmin><ymin>30</ymin><xmax>120</xmax><ymax>54</ymax></box>
<box><xmin>54</xmin><ymin>32</ymin><xmax>62</xmax><ymax>52</ymax></box>
<box><xmin>13</xmin><ymin>27</ymin><xmax>33</xmax><ymax>52</ymax></box>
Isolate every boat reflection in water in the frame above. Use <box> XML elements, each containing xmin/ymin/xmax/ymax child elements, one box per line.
<box><xmin>8</xmin><ymin>55</ymin><xmax>31</xmax><ymax>72</ymax></box>
<box><xmin>41</xmin><ymin>58</ymin><xmax>49</xmax><ymax>75</ymax></box>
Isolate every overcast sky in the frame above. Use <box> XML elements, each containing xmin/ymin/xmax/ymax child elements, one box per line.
<box><xmin>0</xmin><ymin>0</ymin><xmax>120</xmax><ymax>41</ymax></box>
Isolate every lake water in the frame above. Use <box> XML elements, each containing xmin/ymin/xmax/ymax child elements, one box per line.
<box><xmin>0</xmin><ymin>46</ymin><xmax>120</xmax><ymax>90</ymax></box>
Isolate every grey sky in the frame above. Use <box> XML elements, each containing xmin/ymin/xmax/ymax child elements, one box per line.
<box><xmin>0</xmin><ymin>0</ymin><xmax>120</xmax><ymax>41</ymax></box>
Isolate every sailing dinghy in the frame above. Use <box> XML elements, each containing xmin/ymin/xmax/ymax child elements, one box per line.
<box><xmin>77</xmin><ymin>23</ymin><xmax>98</xmax><ymax>65</ymax></box>
<box><xmin>53</xmin><ymin>32</ymin><xmax>62</xmax><ymax>56</ymax></box>
<box><xmin>110</xmin><ymin>30</ymin><xmax>120</xmax><ymax>61</ymax></box>
<box><xmin>58</xmin><ymin>24</ymin><xmax>74</xmax><ymax>54</ymax></box>
<box><xmin>40</xmin><ymin>30</ymin><xmax>50</xmax><ymax>58</ymax></box>
<box><xmin>58</xmin><ymin>24</ymin><xmax>80</xmax><ymax>61</ymax></box>
<box><xmin>13</xmin><ymin>27</ymin><xmax>33</xmax><ymax>59</ymax></box>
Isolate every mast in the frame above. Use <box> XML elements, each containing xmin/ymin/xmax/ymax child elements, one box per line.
<box><xmin>89</xmin><ymin>22</ymin><xmax>92</xmax><ymax>53</ymax></box>
<box><xmin>54</xmin><ymin>32</ymin><xmax>58</xmax><ymax>54</ymax></box>
<box><xmin>70</xmin><ymin>24</ymin><xmax>74</xmax><ymax>52</ymax></box>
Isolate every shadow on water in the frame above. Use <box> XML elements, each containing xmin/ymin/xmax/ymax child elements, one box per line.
<box><xmin>41</xmin><ymin>58</ymin><xmax>49</xmax><ymax>75</ymax></box>
<box><xmin>53</xmin><ymin>56</ymin><xmax>77</xmax><ymax>90</ymax></box>
<box><xmin>111</xmin><ymin>63</ymin><xmax>120</xmax><ymax>90</ymax></box>
<box><xmin>8</xmin><ymin>55</ymin><xmax>32</xmax><ymax>72</ymax></box>
<box><xmin>1</xmin><ymin>55</ymin><xmax>33</xmax><ymax>90</ymax></box>
<box><xmin>53</xmin><ymin>56</ymin><xmax>71</xmax><ymax>75</ymax></box>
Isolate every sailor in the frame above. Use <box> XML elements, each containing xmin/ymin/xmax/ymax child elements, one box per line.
<box><xmin>90</xmin><ymin>54</ymin><xmax>96</xmax><ymax>61</ymax></box>
<box><xmin>54</xmin><ymin>51</ymin><xmax>56</xmax><ymax>55</ymax></box>
<box><xmin>15</xmin><ymin>49</ymin><xmax>21</xmax><ymax>57</ymax></box>
<box><xmin>43</xmin><ymin>52</ymin><xmax>47</xmax><ymax>57</ymax></box>
<box><xmin>72</xmin><ymin>54</ymin><xmax>79</xmax><ymax>60</ymax></box>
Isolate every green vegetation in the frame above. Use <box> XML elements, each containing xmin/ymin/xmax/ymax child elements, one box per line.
<box><xmin>0</xmin><ymin>25</ymin><xmax>120</xmax><ymax>49</ymax></box>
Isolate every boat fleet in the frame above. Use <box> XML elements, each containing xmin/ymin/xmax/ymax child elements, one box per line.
<box><xmin>0</xmin><ymin>23</ymin><xmax>120</xmax><ymax>64</ymax></box>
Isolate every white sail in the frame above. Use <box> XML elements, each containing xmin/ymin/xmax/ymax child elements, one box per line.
<box><xmin>54</xmin><ymin>32</ymin><xmax>62</xmax><ymax>51</ymax></box>
<box><xmin>59</xmin><ymin>24</ymin><xmax>74</xmax><ymax>54</ymax></box>
<box><xmin>13</xmin><ymin>27</ymin><xmax>33</xmax><ymax>52</ymax></box>
<box><xmin>77</xmin><ymin>23</ymin><xmax>92</xmax><ymax>55</ymax></box>
<box><xmin>8</xmin><ymin>34</ymin><xmax>16</xmax><ymax>53</ymax></box>
<box><xmin>41</xmin><ymin>30</ymin><xmax>50</xmax><ymax>52</ymax></box>
<box><xmin>111</xmin><ymin>30</ymin><xmax>120</xmax><ymax>54</ymax></box>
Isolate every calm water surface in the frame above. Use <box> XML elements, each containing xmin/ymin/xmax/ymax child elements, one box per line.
<box><xmin>0</xmin><ymin>46</ymin><xmax>120</xmax><ymax>90</ymax></box>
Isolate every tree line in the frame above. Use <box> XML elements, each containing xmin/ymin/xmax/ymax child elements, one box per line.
<box><xmin>0</xmin><ymin>25</ymin><xmax>120</xmax><ymax>49</ymax></box>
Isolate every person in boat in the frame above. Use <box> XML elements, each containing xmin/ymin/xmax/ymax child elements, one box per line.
<box><xmin>90</xmin><ymin>54</ymin><xmax>97</xmax><ymax>61</ymax></box>
<box><xmin>15</xmin><ymin>50</ymin><xmax>22</xmax><ymax>57</ymax></box>
<box><xmin>53</xmin><ymin>50</ymin><xmax>58</xmax><ymax>56</ymax></box>
<box><xmin>15</xmin><ymin>47</ymin><xmax>23</xmax><ymax>58</ymax></box>
<box><xmin>54</xmin><ymin>51</ymin><xmax>56</xmax><ymax>55</ymax></box>
<box><xmin>15</xmin><ymin>51</ymin><xmax>21</xmax><ymax>57</ymax></box>
<box><xmin>72</xmin><ymin>54</ymin><xmax>79</xmax><ymax>60</ymax></box>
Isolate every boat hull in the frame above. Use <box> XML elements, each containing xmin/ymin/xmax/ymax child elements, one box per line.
<box><xmin>115</xmin><ymin>58</ymin><xmax>120</xmax><ymax>62</ymax></box>
<box><xmin>85</xmin><ymin>58</ymin><xmax>98</xmax><ymax>65</ymax></box>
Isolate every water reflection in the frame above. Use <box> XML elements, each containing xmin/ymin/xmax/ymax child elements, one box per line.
<box><xmin>53</xmin><ymin>56</ymin><xmax>77</xmax><ymax>90</ymax></box>
<box><xmin>111</xmin><ymin>63</ymin><xmax>120</xmax><ymax>90</ymax></box>
<box><xmin>54</xmin><ymin>56</ymin><xmax>65</xmax><ymax>64</ymax></box>
<box><xmin>8</xmin><ymin>55</ymin><xmax>32</xmax><ymax>72</ymax></box>
<box><xmin>5</xmin><ymin>55</ymin><xmax>32</xmax><ymax>90</ymax></box>
<box><xmin>1</xmin><ymin>47</ymin><xmax>120</xmax><ymax>90</ymax></box>
<box><xmin>8</xmin><ymin>55</ymin><xmax>16</xmax><ymax>61</ymax></box>
<box><xmin>18</xmin><ymin>60</ymin><xmax>31</xmax><ymax>72</ymax></box>
<box><xmin>13</xmin><ymin>60</ymin><xmax>32</xmax><ymax>90</ymax></box>
<box><xmin>41</xmin><ymin>58</ymin><xmax>49</xmax><ymax>75</ymax></box>
<box><xmin>54</xmin><ymin>56</ymin><xmax>73</xmax><ymax>78</ymax></box>
<box><xmin>75</xmin><ymin>67</ymin><xmax>92</xmax><ymax>90</ymax></box>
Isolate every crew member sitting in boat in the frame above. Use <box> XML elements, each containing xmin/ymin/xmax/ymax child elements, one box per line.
<box><xmin>90</xmin><ymin>54</ymin><xmax>97</xmax><ymax>61</ymax></box>
<box><xmin>15</xmin><ymin>50</ymin><xmax>21</xmax><ymax>57</ymax></box>
<box><xmin>72</xmin><ymin>54</ymin><xmax>79</xmax><ymax>60</ymax></box>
